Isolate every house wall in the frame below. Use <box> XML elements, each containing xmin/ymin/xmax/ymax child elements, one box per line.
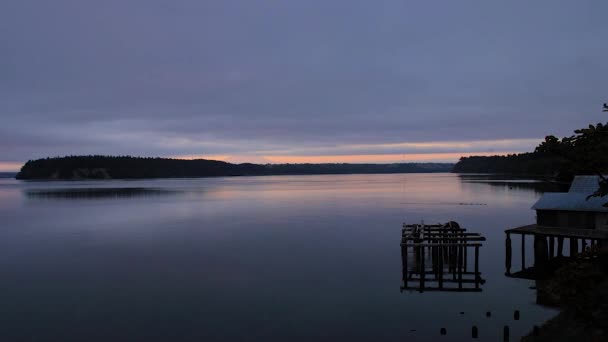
<box><xmin>536</xmin><ymin>210</ymin><xmax>595</xmax><ymax>229</ymax></box>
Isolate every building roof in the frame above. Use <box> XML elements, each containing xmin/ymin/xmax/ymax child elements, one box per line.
<box><xmin>569</xmin><ymin>175</ymin><xmax>604</xmax><ymax>194</ymax></box>
<box><xmin>532</xmin><ymin>193</ymin><xmax>608</xmax><ymax>212</ymax></box>
<box><xmin>532</xmin><ymin>175</ymin><xmax>608</xmax><ymax>213</ymax></box>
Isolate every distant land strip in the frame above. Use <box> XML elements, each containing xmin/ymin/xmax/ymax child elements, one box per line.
<box><xmin>15</xmin><ymin>156</ymin><xmax>453</xmax><ymax>180</ymax></box>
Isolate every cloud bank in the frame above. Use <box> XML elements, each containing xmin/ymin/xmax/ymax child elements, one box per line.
<box><xmin>1</xmin><ymin>0</ymin><xmax>607</xmax><ymax>170</ymax></box>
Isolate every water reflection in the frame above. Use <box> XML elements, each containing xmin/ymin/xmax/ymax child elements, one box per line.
<box><xmin>25</xmin><ymin>187</ymin><xmax>179</xmax><ymax>199</ymax></box>
<box><xmin>458</xmin><ymin>174</ymin><xmax>569</xmax><ymax>195</ymax></box>
<box><xmin>0</xmin><ymin>174</ymin><xmax>560</xmax><ymax>341</ymax></box>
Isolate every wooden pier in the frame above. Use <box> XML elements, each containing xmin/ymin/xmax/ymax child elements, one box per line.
<box><xmin>401</xmin><ymin>222</ymin><xmax>486</xmax><ymax>292</ymax></box>
<box><xmin>504</xmin><ymin>224</ymin><xmax>608</xmax><ymax>279</ymax></box>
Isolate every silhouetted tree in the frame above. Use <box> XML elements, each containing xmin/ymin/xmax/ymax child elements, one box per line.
<box><xmin>455</xmin><ymin>117</ymin><xmax>608</xmax><ymax>206</ymax></box>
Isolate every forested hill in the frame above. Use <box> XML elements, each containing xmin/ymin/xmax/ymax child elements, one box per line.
<box><xmin>452</xmin><ymin>153</ymin><xmax>564</xmax><ymax>176</ymax></box>
<box><xmin>452</xmin><ymin>122</ymin><xmax>608</xmax><ymax>180</ymax></box>
<box><xmin>15</xmin><ymin>156</ymin><xmax>453</xmax><ymax>180</ymax></box>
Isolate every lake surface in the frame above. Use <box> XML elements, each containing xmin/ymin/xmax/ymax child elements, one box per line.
<box><xmin>0</xmin><ymin>173</ymin><xmax>562</xmax><ymax>341</ymax></box>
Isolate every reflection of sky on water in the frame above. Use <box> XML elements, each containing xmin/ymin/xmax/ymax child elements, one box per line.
<box><xmin>25</xmin><ymin>187</ymin><xmax>180</xmax><ymax>199</ymax></box>
<box><xmin>0</xmin><ymin>174</ymin><xmax>558</xmax><ymax>341</ymax></box>
<box><xmin>458</xmin><ymin>174</ymin><xmax>569</xmax><ymax>195</ymax></box>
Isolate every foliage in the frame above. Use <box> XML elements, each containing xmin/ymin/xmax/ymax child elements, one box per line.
<box><xmin>536</xmin><ymin>123</ymin><xmax>608</xmax><ymax>204</ymax></box>
<box><xmin>15</xmin><ymin>155</ymin><xmax>453</xmax><ymax>180</ymax></box>
<box><xmin>454</xmin><ymin>122</ymin><xmax>608</xmax><ymax>204</ymax></box>
<box><xmin>452</xmin><ymin>153</ymin><xmax>564</xmax><ymax>176</ymax></box>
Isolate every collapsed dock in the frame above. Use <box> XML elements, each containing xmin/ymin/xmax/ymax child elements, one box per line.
<box><xmin>401</xmin><ymin>221</ymin><xmax>486</xmax><ymax>292</ymax></box>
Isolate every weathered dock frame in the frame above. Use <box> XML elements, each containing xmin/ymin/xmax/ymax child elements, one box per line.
<box><xmin>504</xmin><ymin>224</ymin><xmax>608</xmax><ymax>279</ymax></box>
<box><xmin>401</xmin><ymin>223</ymin><xmax>486</xmax><ymax>292</ymax></box>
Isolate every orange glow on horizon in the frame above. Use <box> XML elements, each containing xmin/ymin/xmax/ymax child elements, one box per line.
<box><xmin>173</xmin><ymin>155</ymin><xmax>232</xmax><ymax>161</ymax></box>
<box><xmin>173</xmin><ymin>152</ymin><xmax>518</xmax><ymax>164</ymax></box>
<box><xmin>262</xmin><ymin>152</ymin><xmax>517</xmax><ymax>163</ymax></box>
<box><xmin>0</xmin><ymin>162</ymin><xmax>23</xmax><ymax>172</ymax></box>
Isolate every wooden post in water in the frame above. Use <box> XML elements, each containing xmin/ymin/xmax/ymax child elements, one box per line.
<box><xmin>534</xmin><ymin>235</ymin><xmax>548</xmax><ymax>272</ymax></box>
<box><xmin>420</xmin><ymin>245</ymin><xmax>425</xmax><ymax>291</ymax></box>
<box><xmin>474</xmin><ymin>245</ymin><xmax>480</xmax><ymax>289</ymax></box>
<box><xmin>521</xmin><ymin>235</ymin><xmax>526</xmax><ymax>270</ymax></box>
<box><xmin>432</xmin><ymin>238</ymin><xmax>438</xmax><ymax>277</ymax></box>
<box><xmin>582</xmin><ymin>239</ymin><xmax>587</xmax><ymax>252</ymax></box>
<box><xmin>438</xmin><ymin>243</ymin><xmax>444</xmax><ymax>289</ymax></box>
<box><xmin>505</xmin><ymin>233</ymin><xmax>512</xmax><ymax>274</ymax></box>
<box><xmin>570</xmin><ymin>238</ymin><xmax>578</xmax><ymax>256</ymax></box>
<box><xmin>458</xmin><ymin>244</ymin><xmax>463</xmax><ymax>289</ymax></box>
<box><xmin>557</xmin><ymin>237</ymin><xmax>564</xmax><ymax>257</ymax></box>
<box><xmin>414</xmin><ymin>245</ymin><xmax>420</xmax><ymax>274</ymax></box>
<box><xmin>402</xmin><ymin>245</ymin><xmax>408</xmax><ymax>288</ymax></box>
<box><xmin>463</xmin><ymin>231</ymin><xmax>468</xmax><ymax>272</ymax></box>
<box><xmin>451</xmin><ymin>241</ymin><xmax>457</xmax><ymax>281</ymax></box>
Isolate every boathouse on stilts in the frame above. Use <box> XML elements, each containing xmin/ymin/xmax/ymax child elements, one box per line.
<box><xmin>505</xmin><ymin>176</ymin><xmax>608</xmax><ymax>279</ymax></box>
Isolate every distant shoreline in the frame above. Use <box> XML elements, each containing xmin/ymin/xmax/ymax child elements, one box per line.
<box><xmin>15</xmin><ymin>156</ymin><xmax>454</xmax><ymax>180</ymax></box>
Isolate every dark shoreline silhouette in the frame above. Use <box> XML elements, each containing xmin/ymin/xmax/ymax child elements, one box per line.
<box><xmin>15</xmin><ymin>156</ymin><xmax>453</xmax><ymax>180</ymax></box>
<box><xmin>452</xmin><ymin>122</ymin><xmax>608</xmax><ymax>183</ymax></box>
<box><xmin>452</xmin><ymin>153</ymin><xmax>564</xmax><ymax>176</ymax></box>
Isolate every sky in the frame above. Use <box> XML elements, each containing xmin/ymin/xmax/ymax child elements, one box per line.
<box><xmin>1</xmin><ymin>0</ymin><xmax>607</xmax><ymax>171</ymax></box>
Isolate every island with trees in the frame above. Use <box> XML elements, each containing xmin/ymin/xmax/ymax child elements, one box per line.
<box><xmin>15</xmin><ymin>156</ymin><xmax>453</xmax><ymax>180</ymax></box>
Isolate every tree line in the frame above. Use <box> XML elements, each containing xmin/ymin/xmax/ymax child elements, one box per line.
<box><xmin>453</xmin><ymin>122</ymin><xmax>608</xmax><ymax>187</ymax></box>
<box><xmin>15</xmin><ymin>155</ymin><xmax>453</xmax><ymax>180</ymax></box>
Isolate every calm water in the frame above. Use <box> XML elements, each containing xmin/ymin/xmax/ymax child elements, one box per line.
<box><xmin>0</xmin><ymin>174</ymin><xmax>559</xmax><ymax>341</ymax></box>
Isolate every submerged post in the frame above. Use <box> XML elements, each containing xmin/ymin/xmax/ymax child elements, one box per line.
<box><xmin>505</xmin><ymin>233</ymin><xmax>512</xmax><ymax>274</ymax></box>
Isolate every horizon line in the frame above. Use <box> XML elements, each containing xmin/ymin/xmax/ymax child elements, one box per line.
<box><xmin>0</xmin><ymin>151</ymin><xmax>522</xmax><ymax>172</ymax></box>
